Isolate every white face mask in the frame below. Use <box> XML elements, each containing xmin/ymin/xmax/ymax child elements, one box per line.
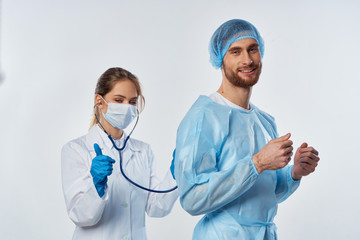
<box><xmin>101</xmin><ymin>97</ymin><xmax>137</xmax><ymax>130</ymax></box>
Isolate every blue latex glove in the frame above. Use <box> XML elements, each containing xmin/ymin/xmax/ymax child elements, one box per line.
<box><xmin>90</xmin><ymin>143</ymin><xmax>115</xmax><ymax>197</ymax></box>
<box><xmin>170</xmin><ymin>149</ymin><xmax>176</xmax><ymax>180</ymax></box>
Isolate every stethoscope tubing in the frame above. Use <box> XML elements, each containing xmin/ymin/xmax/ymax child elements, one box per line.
<box><xmin>108</xmin><ymin>134</ymin><xmax>178</xmax><ymax>193</ymax></box>
<box><xmin>95</xmin><ymin>107</ymin><xmax>177</xmax><ymax>193</ymax></box>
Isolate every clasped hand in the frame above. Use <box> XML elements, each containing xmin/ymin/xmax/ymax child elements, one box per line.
<box><xmin>291</xmin><ymin>143</ymin><xmax>320</xmax><ymax>180</ymax></box>
<box><xmin>253</xmin><ymin>133</ymin><xmax>294</xmax><ymax>174</ymax></box>
<box><xmin>253</xmin><ymin>133</ymin><xmax>319</xmax><ymax>179</ymax></box>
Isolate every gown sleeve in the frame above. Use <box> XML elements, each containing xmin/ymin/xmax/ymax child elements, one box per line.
<box><xmin>174</xmin><ymin>108</ymin><xmax>259</xmax><ymax>216</ymax></box>
<box><xmin>259</xmin><ymin>111</ymin><xmax>301</xmax><ymax>203</ymax></box>
<box><xmin>61</xmin><ymin>140</ymin><xmax>108</xmax><ymax>227</ymax></box>
<box><xmin>145</xmin><ymin>144</ymin><xmax>179</xmax><ymax>217</ymax></box>
<box><xmin>270</xmin><ymin>121</ymin><xmax>300</xmax><ymax>203</ymax></box>
<box><xmin>275</xmin><ymin>165</ymin><xmax>300</xmax><ymax>203</ymax></box>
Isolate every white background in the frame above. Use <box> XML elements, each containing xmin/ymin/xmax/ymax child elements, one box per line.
<box><xmin>0</xmin><ymin>0</ymin><xmax>359</xmax><ymax>239</ymax></box>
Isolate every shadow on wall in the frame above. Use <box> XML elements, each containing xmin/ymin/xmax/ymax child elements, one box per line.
<box><xmin>0</xmin><ymin>72</ymin><xmax>4</xmax><ymax>84</ymax></box>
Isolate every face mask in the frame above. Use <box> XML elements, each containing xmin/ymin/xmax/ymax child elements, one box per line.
<box><xmin>101</xmin><ymin>97</ymin><xmax>137</xmax><ymax>130</ymax></box>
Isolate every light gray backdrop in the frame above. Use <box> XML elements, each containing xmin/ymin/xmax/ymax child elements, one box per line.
<box><xmin>0</xmin><ymin>0</ymin><xmax>359</xmax><ymax>239</ymax></box>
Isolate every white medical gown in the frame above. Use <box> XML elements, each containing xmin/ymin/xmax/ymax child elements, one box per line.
<box><xmin>61</xmin><ymin>125</ymin><xmax>178</xmax><ymax>240</ymax></box>
<box><xmin>174</xmin><ymin>95</ymin><xmax>300</xmax><ymax>240</ymax></box>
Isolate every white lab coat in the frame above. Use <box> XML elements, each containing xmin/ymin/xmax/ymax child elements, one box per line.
<box><xmin>61</xmin><ymin>125</ymin><xmax>178</xmax><ymax>240</ymax></box>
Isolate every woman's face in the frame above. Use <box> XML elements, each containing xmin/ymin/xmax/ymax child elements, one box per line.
<box><xmin>96</xmin><ymin>79</ymin><xmax>138</xmax><ymax>114</ymax></box>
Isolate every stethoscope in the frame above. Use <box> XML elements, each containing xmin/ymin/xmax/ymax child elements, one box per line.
<box><xmin>94</xmin><ymin>106</ymin><xmax>178</xmax><ymax>193</ymax></box>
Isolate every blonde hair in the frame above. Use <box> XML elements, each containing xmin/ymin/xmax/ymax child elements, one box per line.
<box><xmin>89</xmin><ymin>67</ymin><xmax>145</xmax><ymax>128</ymax></box>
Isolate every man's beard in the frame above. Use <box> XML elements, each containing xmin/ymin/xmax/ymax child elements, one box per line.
<box><xmin>223</xmin><ymin>63</ymin><xmax>261</xmax><ymax>88</ymax></box>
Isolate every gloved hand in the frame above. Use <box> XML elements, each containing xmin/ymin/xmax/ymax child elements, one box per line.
<box><xmin>170</xmin><ymin>149</ymin><xmax>176</xmax><ymax>180</ymax></box>
<box><xmin>90</xmin><ymin>143</ymin><xmax>115</xmax><ymax>197</ymax></box>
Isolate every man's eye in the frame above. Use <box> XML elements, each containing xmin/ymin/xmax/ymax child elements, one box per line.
<box><xmin>232</xmin><ymin>51</ymin><xmax>239</xmax><ymax>54</ymax></box>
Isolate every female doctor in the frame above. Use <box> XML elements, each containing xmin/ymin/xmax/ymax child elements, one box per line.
<box><xmin>61</xmin><ymin>67</ymin><xmax>178</xmax><ymax>240</ymax></box>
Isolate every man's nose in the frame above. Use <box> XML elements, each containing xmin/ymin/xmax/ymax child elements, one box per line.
<box><xmin>240</xmin><ymin>52</ymin><xmax>253</xmax><ymax>66</ymax></box>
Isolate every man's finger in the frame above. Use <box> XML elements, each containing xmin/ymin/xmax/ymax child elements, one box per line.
<box><xmin>300</xmin><ymin>152</ymin><xmax>320</xmax><ymax>162</ymax></box>
<box><xmin>300</xmin><ymin>146</ymin><xmax>319</xmax><ymax>156</ymax></box>
<box><xmin>300</xmin><ymin>142</ymin><xmax>308</xmax><ymax>148</ymax></box>
<box><xmin>283</xmin><ymin>146</ymin><xmax>293</xmax><ymax>155</ymax></box>
<box><xmin>285</xmin><ymin>151</ymin><xmax>293</xmax><ymax>158</ymax></box>
<box><xmin>282</xmin><ymin>140</ymin><xmax>293</xmax><ymax>148</ymax></box>
<box><xmin>273</xmin><ymin>133</ymin><xmax>291</xmax><ymax>142</ymax></box>
<box><xmin>300</xmin><ymin>154</ymin><xmax>320</xmax><ymax>164</ymax></box>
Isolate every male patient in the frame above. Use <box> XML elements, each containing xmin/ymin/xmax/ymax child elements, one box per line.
<box><xmin>173</xmin><ymin>19</ymin><xmax>320</xmax><ymax>239</ymax></box>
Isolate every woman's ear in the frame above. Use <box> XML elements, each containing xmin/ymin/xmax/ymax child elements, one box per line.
<box><xmin>95</xmin><ymin>94</ymin><xmax>103</xmax><ymax>109</ymax></box>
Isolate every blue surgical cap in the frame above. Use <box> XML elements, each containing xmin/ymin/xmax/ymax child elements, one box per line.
<box><xmin>209</xmin><ymin>19</ymin><xmax>264</xmax><ymax>69</ymax></box>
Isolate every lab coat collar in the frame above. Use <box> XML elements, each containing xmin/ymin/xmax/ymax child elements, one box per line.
<box><xmin>85</xmin><ymin>125</ymin><xmax>142</xmax><ymax>153</ymax></box>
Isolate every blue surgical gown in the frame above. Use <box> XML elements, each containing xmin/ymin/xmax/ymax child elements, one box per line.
<box><xmin>174</xmin><ymin>96</ymin><xmax>300</xmax><ymax>240</ymax></box>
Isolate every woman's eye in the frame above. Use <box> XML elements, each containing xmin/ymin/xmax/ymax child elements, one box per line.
<box><xmin>130</xmin><ymin>101</ymin><xmax>137</xmax><ymax>105</ymax></box>
<box><xmin>115</xmin><ymin>99</ymin><xmax>124</xmax><ymax>103</ymax></box>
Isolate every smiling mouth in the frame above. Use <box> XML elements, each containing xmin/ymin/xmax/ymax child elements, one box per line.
<box><xmin>239</xmin><ymin>68</ymin><xmax>256</xmax><ymax>73</ymax></box>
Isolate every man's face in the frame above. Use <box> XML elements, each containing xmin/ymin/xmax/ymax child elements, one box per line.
<box><xmin>222</xmin><ymin>38</ymin><xmax>262</xmax><ymax>88</ymax></box>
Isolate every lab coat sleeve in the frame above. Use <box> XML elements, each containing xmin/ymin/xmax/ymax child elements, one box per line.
<box><xmin>275</xmin><ymin>165</ymin><xmax>300</xmax><ymax>203</ymax></box>
<box><xmin>175</xmin><ymin>110</ymin><xmax>259</xmax><ymax>216</ymax></box>
<box><xmin>61</xmin><ymin>141</ymin><xmax>108</xmax><ymax>227</ymax></box>
<box><xmin>145</xmin><ymin>145</ymin><xmax>179</xmax><ymax>217</ymax></box>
